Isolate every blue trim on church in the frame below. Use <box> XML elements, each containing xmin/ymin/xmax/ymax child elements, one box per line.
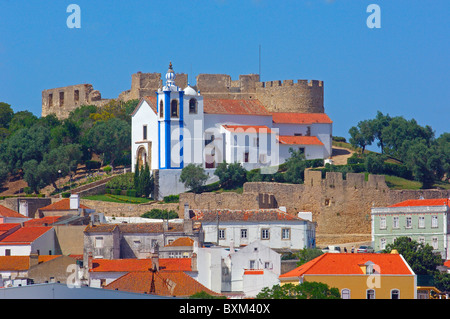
<box><xmin>164</xmin><ymin>91</ymin><xmax>171</xmax><ymax>169</ymax></box>
<box><xmin>179</xmin><ymin>91</ymin><xmax>184</xmax><ymax>169</ymax></box>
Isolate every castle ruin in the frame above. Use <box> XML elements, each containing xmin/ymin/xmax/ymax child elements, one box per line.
<box><xmin>42</xmin><ymin>71</ymin><xmax>324</xmax><ymax>119</ymax></box>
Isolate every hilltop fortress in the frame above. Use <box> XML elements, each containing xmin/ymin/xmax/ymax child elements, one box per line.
<box><xmin>41</xmin><ymin>71</ymin><xmax>324</xmax><ymax>119</ymax></box>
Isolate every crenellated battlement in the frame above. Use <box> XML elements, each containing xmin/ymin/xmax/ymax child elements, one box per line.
<box><xmin>256</xmin><ymin>79</ymin><xmax>324</xmax><ymax>88</ymax></box>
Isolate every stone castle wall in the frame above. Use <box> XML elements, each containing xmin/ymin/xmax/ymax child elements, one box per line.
<box><xmin>42</xmin><ymin>71</ymin><xmax>325</xmax><ymax>119</ymax></box>
<box><xmin>179</xmin><ymin>170</ymin><xmax>450</xmax><ymax>246</ymax></box>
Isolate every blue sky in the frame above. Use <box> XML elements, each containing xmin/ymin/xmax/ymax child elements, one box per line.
<box><xmin>0</xmin><ymin>0</ymin><xmax>448</xmax><ymax>150</ymax></box>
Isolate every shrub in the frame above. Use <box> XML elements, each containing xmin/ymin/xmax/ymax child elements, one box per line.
<box><xmin>85</xmin><ymin>160</ymin><xmax>101</xmax><ymax>171</ymax></box>
<box><xmin>126</xmin><ymin>189</ymin><xmax>137</xmax><ymax>197</ymax></box>
<box><xmin>61</xmin><ymin>192</ymin><xmax>71</xmax><ymax>198</ymax></box>
<box><xmin>102</xmin><ymin>165</ymin><xmax>112</xmax><ymax>174</ymax></box>
<box><xmin>113</xmin><ymin>189</ymin><xmax>121</xmax><ymax>195</ymax></box>
<box><xmin>163</xmin><ymin>194</ymin><xmax>179</xmax><ymax>203</ymax></box>
<box><xmin>141</xmin><ymin>209</ymin><xmax>179</xmax><ymax>219</ymax></box>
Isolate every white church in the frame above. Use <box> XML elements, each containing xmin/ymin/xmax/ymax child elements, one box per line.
<box><xmin>131</xmin><ymin>63</ymin><xmax>333</xmax><ymax>199</ymax></box>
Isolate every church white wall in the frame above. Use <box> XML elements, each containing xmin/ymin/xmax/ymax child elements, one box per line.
<box><xmin>204</xmin><ymin>114</ymin><xmax>272</xmax><ymax>132</ymax></box>
<box><xmin>131</xmin><ymin>100</ymin><xmax>159</xmax><ymax>171</ymax></box>
<box><xmin>279</xmin><ymin>144</ymin><xmax>325</xmax><ymax>162</ymax></box>
<box><xmin>311</xmin><ymin>123</ymin><xmax>332</xmax><ymax>158</ymax></box>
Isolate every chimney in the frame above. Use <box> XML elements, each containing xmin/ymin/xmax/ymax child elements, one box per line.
<box><xmin>88</xmin><ymin>252</ymin><xmax>93</xmax><ymax>270</ymax></box>
<box><xmin>151</xmin><ymin>244</ymin><xmax>159</xmax><ymax>272</ymax></box>
<box><xmin>29</xmin><ymin>252</ymin><xmax>39</xmax><ymax>268</ymax></box>
<box><xmin>191</xmin><ymin>252</ymin><xmax>198</xmax><ymax>272</ymax></box>
<box><xmin>184</xmin><ymin>203</ymin><xmax>190</xmax><ymax>220</ymax></box>
<box><xmin>19</xmin><ymin>200</ymin><xmax>29</xmax><ymax>217</ymax></box>
<box><xmin>70</xmin><ymin>194</ymin><xmax>80</xmax><ymax>210</ymax></box>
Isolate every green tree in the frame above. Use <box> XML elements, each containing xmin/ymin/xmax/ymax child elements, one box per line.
<box><xmin>8</xmin><ymin>111</ymin><xmax>38</xmax><ymax>135</ymax></box>
<box><xmin>256</xmin><ymin>282</ymin><xmax>340</xmax><ymax>299</ymax></box>
<box><xmin>180</xmin><ymin>164</ymin><xmax>208</xmax><ymax>193</ymax></box>
<box><xmin>214</xmin><ymin>161</ymin><xmax>247</xmax><ymax>189</ymax></box>
<box><xmin>138</xmin><ymin>163</ymin><xmax>153</xmax><ymax>198</ymax></box>
<box><xmin>384</xmin><ymin>237</ymin><xmax>442</xmax><ymax>276</ymax></box>
<box><xmin>348</xmin><ymin>120</ymin><xmax>374</xmax><ymax>153</ymax></box>
<box><xmin>296</xmin><ymin>248</ymin><xmax>324</xmax><ymax>266</ymax></box>
<box><xmin>141</xmin><ymin>209</ymin><xmax>178</xmax><ymax>219</ymax></box>
<box><xmin>0</xmin><ymin>161</ymin><xmax>8</xmax><ymax>188</ymax></box>
<box><xmin>83</xmin><ymin>117</ymin><xmax>131</xmax><ymax>167</ymax></box>
<box><xmin>283</xmin><ymin>148</ymin><xmax>308</xmax><ymax>184</ymax></box>
<box><xmin>0</xmin><ymin>102</ymin><xmax>14</xmax><ymax>129</ymax></box>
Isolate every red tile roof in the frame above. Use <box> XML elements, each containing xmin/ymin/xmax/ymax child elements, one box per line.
<box><xmin>192</xmin><ymin>209</ymin><xmax>306</xmax><ymax>222</ymax></box>
<box><xmin>23</xmin><ymin>216</ymin><xmax>63</xmax><ymax>227</ymax></box>
<box><xmin>38</xmin><ymin>199</ymin><xmax>90</xmax><ymax>211</ymax></box>
<box><xmin>90</xmin><ymin>258</ymin><xmax>193</xmax><ymax>273</ymax></box>
<box><xmin>0</xmin><ymin>226</ymin><xmax>52</xmax><ymax>244</ymax></box>
<box><xmin>389</xmin><ymin>198</ymin><xmax>449</xmax><ymax>208</ymax></box>
<box><xmin>244</xmin><ymin>270</ymin><xmax>264</xmax><ymax>275</ymax></box>
<box><xmin>222</xmin><ymin>125</ymin><xmax>275</xmax><ymax>134</ymax></box>
<box><xmin>0</xmin><ymin>205</ymin><xmax>27</xmax><ymax>218</ymax></box>
<box><xmin>0</xmin><ymin>255</ymin><xmax>61</xmax><ymax>271</ymax></box>
<box><xmin>104</xmin><ymin>270</ymin><xmax>220</xmax><ymax>297</ymax></box>
<box><xmin>272</xmin><ymin>113</ymin><xmax>332</xmax><ymax>124</ymax></box>
<box><xmin>279</xmin><ymin>253</ymin><xmax>414</xmax><ymax>279</ymax></box>
<box><xmin>165</xmin><ymin>237</ymin><xmax>194</xmax><ymax>247</ymax></box>
<box><xmin>204</xmin><ymin>99</ymin><xmax>270</xmax><ymax>116</ymax></box>
<box><xmin>277</xmin><ymin>135</ymin><xmax>324</xmax><ymax>146</ymax></box>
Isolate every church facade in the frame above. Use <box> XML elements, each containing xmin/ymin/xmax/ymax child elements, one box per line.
<box><xmin>131</xmin><ymin>63</ymin><xmax>333</xmax><ymax>199</ymax></box>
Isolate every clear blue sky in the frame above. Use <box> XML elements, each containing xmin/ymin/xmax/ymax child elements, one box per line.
<box><xmin>0</xmin><ymin>0</ymin><xmax>448</xmax><ymax>150</ymax></box>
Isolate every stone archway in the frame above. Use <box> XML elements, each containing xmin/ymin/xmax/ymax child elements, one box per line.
<box><xmin>137</xmin><ymin>146</ymin><xmax>148</xmax><ymax>169</ymax></box>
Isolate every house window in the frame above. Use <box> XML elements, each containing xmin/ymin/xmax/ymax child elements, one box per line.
<box><xmin>218</xmin><ymin>228</ymin><xmax>226</xmax><ymax>240</ymax></box>
<box><xmin>143</xmin><ymin>125</ymin><xmax>147</xmax><ymax>140</ymax></box>
<box><xmin>5</xmin><ymin>249</ymin><xmax>11</xmax><ymax>256</ymax></box>
<box><xmin>261</xmin><ymin>229</ymin><xmax>270</xmax><ymax>240</ymax></box>
<box><xmin>169</xmin><ymin>252</ymin><xmax>182</xmax><ymax>258</ymax></box>
<box><xmin>95</xmin><ymin>237</ymin><xmax>104</xmax><ymax>248</ymax></box>
<box><xmin>159</xmin><ymin>100</ymin><xmax>164</xmax><ymax>118</ymax></box>
<box><xmin>282</xmin><ymin>228</ymin><xmax>290</xmax><ymax>240</ymax></box>
<box><xmin>74</xmin><ymin>89</ymin><xmax>80</xmax><ymax>103</ymax></box>
<box><xmin>432</xmin><ymin>237</ymin><xmax>438</xmax><ymax>250</ymax></box>
<box><xmin>418</xmin><ymin>216</ymin><xmax>425</xmax><ymax>228</ymax></box>
<box><xmin>418</xmin><ymin>237</ymin><xmax>425</xmax><ymax>245</ymax></box>
<box><xmin>264</xmin><ymin>262</ymin><xmax>271</xmax><ymax>269</ymax></box>
<box><xmin>431</xmin><ymin>216</ymin><xmax>438</xmax><ymax>228</ymax></box>
<box><xmin>171</xmin><ymin>99</ymin><xmax>178</xmax><ymax>117</ymax></box>
<box><xmin>244</xmin><ymin>151</ymin><xmax>249</xmax><ymax>163</ymax></box>
<box><xmin>249</xmin><ymin>260</ymin><xmax>256</xmax><ymax>269</ymax></box>
<box><xmin>391</xmin><ymin>289</ymin><xmax>400</xmax><ymax>299</ymax></box>
<box><xmin>380</xmin><ymin>217</ymin><xmax>386</xmax><ymax>230</ymax></box>
<box><xmin>59</xmin><ymin>91</ymin><xmax>64</xmax><ymax>107</ymax></box>
<box><xmin>380</xmin><ymin>238</ymin><xmax>386</xmax><ymax>250</ymax></box>
<box><xmin>189</xmin><ymin>98</ymin><xmax>197</xmax><ymax>114</ymax></box>
<box><xmin>406</xmin><ymin>217</ymin><xmax>412</xmax><ymax>229</ymax></box>
<box><xmin>341</xmin><ymin>289</ymin><xmax>351</xmax><ymax>299</ymax></box>
<box><xmin>168</xmin><ymin>239</ymin><xmax>174</xmax><ymax>245</ymax></box>
<box><xmin>151</xmin><ymin>239</ymin><xmax>158</xmax><ymax>248</ymax></box>
<box><xmin>48</xmin><ymin>93</ymin><xmax>53</xmax><ymax>107</ymax></box>
<box><xmin>241</xmin><ymin>229</ymin><xmax>248</xmax><ymax>239</ymax></box>
<box><xmin>367</xmin><ymin>289</ymin><xmax>375</xmax><ymax>299</ymax></box>
<box><xmin>393</xmin><ymin>216</ymin><xmax>399</xmax><ymax>229</ymax></box>
<box><xmin>298</xmin><ymin>147</ymin><xmax>305</xmax><ymax>154</ymax></box>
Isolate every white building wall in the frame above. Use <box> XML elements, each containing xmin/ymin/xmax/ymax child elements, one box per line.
<box><xmin>131</xmin><ymin>100</ymin><xmax>159</xmax><ymax>171</ymax></box>
<box><xmin>89</xmin><ymin>271</ymin><xmax>126</xmax><ymax>288</ymax></box>
<box><xmin>196</xmin><ymin>247</ymin><xmax>223</xmax><ymax>293</ymax></box>
<box><xmin>279</xmin><ymin>144</ymin><xmax>325</xmax><ymax>162</ymax></box>
<box><xmin>31</xmin><ymin>228</ymin><xmax>55</xmax><ymax>256</ymax></box>
<box><xmin>202</xmin><ymin>221</ymin><xmax>311</xmax><ymax>250</ymax></box>
<box><xmin>242</xmin><ymin>269</ymin><xmax>280</xmax><ymax>298</ymax></box>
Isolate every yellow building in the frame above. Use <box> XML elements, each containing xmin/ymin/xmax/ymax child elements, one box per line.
<box><xmin>279</xmin><ymin>252</ymin><xmax>417</xmax><ymax>299</ymax></box>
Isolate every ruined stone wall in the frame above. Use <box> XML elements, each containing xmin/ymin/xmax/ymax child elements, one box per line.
<box><xmin>42</xmin><ymin>84</ymin><xmax>111</xmax><ymax>119</ymax></box>
<box><xmin>179</xmin><ymin>170</ymin><xmax>450</xmax><ymax>246</ymax></box>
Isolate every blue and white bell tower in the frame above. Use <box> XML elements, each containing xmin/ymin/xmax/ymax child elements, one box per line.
<box><xmin>157</xmin><ymin>62</ymin><xmax>184</xmax><ymax>169</ymax></box>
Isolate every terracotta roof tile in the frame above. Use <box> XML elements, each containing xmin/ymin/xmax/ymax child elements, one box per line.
<box><xmin>39</xmin><ymin>198</ymin><xmax>90</xmax><ymax>211</ymax></box>
<box><xmin>23</xmin><ymin>216</ymin><xmax>63</xmax><ymax>227</ymax></box>
<box><xmin>84</xmin><ymin>224</ymin><xmax>118</xmax><ymax>233</ymax></box>
<box><xmin>277</xmin><ymin>135</ymin><xmax>324</xmax><ymax>146</ymax></box>
<box><xmin>272</xmin><ymin>113</ymin><xmax>332</xmax><ymax>124</ymax></box>
<box><xmin>192</xmin><ymin>209</ymin><xmax>305</xmax><ymax>222</ymax></box>
<box><xmin>0</xmin><ymin>255</ymin><xmax>61</xmax><ymax>271</ymax></box>
<box><xmin>0</xmin><ymin>227</ymin><xmax>52</xmax><ymax>244</ymax></box>
<box><xmin>204</xmin><ymin>99</ymin><xmax>270</xmax><ymax>116</ymax></box>
<box><xmin>165</xmin><ymin>237</ymin><xmax>194</xmax><ymax>247</ymax></box>
<box><xmin>389</xmin><ymin>198</ymin><xmax>449</xmax><ymax>208</ymax></box>
<box><xmin>0</xmin><ymin>205</ymin><xmax>27</xmax><ymax>218</ymax></box>
<box><xmin>279</xmin><ymin>253</ymin><xmax>414</xmax><ymax>279</ymax></box>
<box><xmin>105</xmin><ymin>270</ymin><xmax>220</xmax><ymax>297</ymax></box>
<box><xmin>90</xmin><ymin>258</ymin><xmax>193</xmax><ymax>272</ymax></box>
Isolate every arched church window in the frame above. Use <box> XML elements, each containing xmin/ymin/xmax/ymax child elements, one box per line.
<box><xmin>189</xmin><ymin>98</ymin><xmax>197</xmax><ymax>114</ymax></box>
<box><xmin>171</xmin><ymin>99</ymin><xmax>178</xmax><ymax>118</ymax></box>
<box><xmin>159</xmin><ymin>100</ymin><xmax>164</xmax><ymax>118</ymax></box>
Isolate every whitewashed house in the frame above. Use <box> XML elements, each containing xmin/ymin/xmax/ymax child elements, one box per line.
<box><xmin>192</xmin><ymin>208</ymin><xmax>316</xmax><ymax>251</ymax></box>
<box><xmin>131</xmin><ymin>63</ymin><xmax>333</xmax><ymax>199</ymax></box>
<box><xmin>0</xmin><ymin>226</ymin><xmax>55</xmax><ymax>256</ymax></box>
